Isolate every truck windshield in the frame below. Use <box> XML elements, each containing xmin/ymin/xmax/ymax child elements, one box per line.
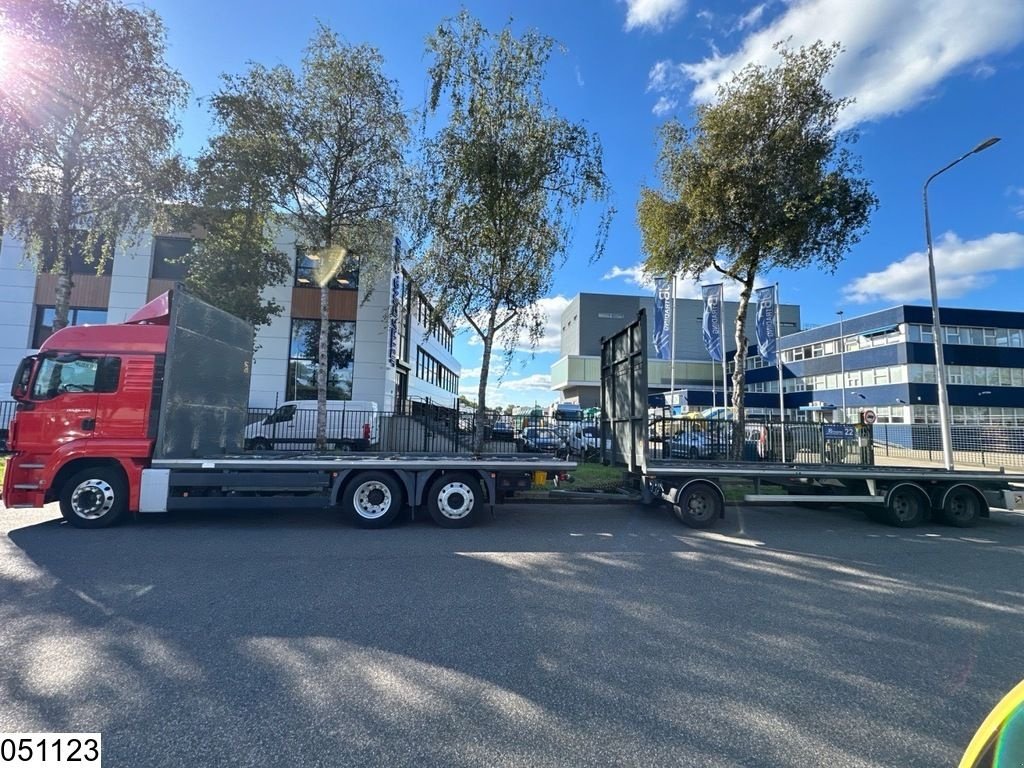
<box><xmin>31</xmin><ymin>357</ymin><xmax>99</xmax><ymax>399</ymax></box>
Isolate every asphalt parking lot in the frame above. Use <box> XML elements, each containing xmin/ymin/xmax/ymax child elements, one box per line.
<box><xmin>1</xmin><ymin>500</ymin><xmax>1022</xmax><ymax>767</ymax></box>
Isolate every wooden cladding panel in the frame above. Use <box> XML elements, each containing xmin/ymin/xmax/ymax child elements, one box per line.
<box><xmin>290</xmin><ymin>287</ymin><xmax>357</xmax><ymax>321</ymax></box>
<box><xmin>147</xmin><ymin>279</ymin><xmax>176</xmax><ymax>301</ymax></box>
<box><xmin>33</xmin><ymin>275</ymin><xmax>111</xmax><ymax>308</ymax></box>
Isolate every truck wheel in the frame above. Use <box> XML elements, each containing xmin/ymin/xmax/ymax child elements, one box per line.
<box><xmin>333</xmin><ymin>441</ymin><xmax>353</xmax><ymax>453</ymax></box>
<box><xmin>941</xmin><ymin>487</ymin><xmax>981</xmax><ymax>527</ymax></box>
<box><xmin>673</xmin><ymin>482</ymin><xmax>722</xmax><ymax>528</ymax></box>
<box><xmin>884</xmin><ymin>486</ymin><xmax>927</xmax><ymax>527</ymax></box>
<box><xmin>250</xmin><ymin>438</ymin><xmax>271</xmax><ymax>452</ymax></box>
<box><xmin>427</xmin><ymin>473</ymin><xmax>482</xmax><ymax>528</ymax></box>
<box><xmin>342</xmin><ymin>472</ymin><xmax>403</xmax><ymax>528</ymax></box>
<box><xmin>59</xmin><ymin>467</ymin><xmax>128</xmax><ymax>529</ymax></box>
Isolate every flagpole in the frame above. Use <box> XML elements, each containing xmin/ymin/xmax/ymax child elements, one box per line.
<box><xmin>720</xmin><ymin>284</ymin><xmax>728</xmax><ymax>417</ymax></box>
<box><xmin>776</xmin><ymin>283</ymin><xmax>786</xmax><ymax>461</ymax></box>
<box><xmin>669</xmin><ymin>274</ymin><xmax>677</xmax><ymax>398</ymax></box>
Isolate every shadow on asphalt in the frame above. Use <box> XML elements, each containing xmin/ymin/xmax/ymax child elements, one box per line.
<box><xmin>2</xmin><ymin>502</ymin><xmax>1023</xmax><ymax>767</ymax></box>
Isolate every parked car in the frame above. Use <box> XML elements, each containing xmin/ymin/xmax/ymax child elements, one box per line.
<box><xmin>518</xmin><ymin>427</ymin><xmax>568</xmax><ymax>454</ymax></box>
<box><xmin>244</xmin><ymin>400</ymin><xmax>379</xmax><ymax>451</ymax></box>
<box><xmin>488</xmin><ymin>420</ymin><xmax>516</xmax><ymax>441</ymax></box>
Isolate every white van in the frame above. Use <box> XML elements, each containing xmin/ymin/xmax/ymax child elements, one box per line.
<box><xmin>244</xmin><ymin>400</ymin><xmax>379</xmax><ymax>452</ymax></box>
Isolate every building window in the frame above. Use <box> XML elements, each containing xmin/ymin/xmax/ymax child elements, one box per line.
<box><xmin>152</xmin><ymin>236</ymin><xmax>192</xmax><ymax>280</ymax></box>
<box><xmin>32</xmin><ymin>306</ymin><xmax>108</xmax><ymax>348</ymax></box>
<box><xmin>38</xmin><ymin>232</ymin><xmax>113</xmax><ymax>276</ymax></box>
<box><xmin>414</xmin><ymin>292</ymin><xmax>453</xmax><ymax>352</ymax></box>
<box><xmin>415</xmin><ymin>347</ymin><xmax>459</xmax><ymax>394</ymax></box>
<box><xmin>294</xmin><ymin>250</ymin><xmax>359</xmax><ymax>290</ymax></box>
<box><xmin>286</xmin><ymin>318</ymin><xmax>356</xmax><ymax>401</ymax></box>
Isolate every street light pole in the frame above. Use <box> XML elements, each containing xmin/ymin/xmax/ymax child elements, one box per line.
<box><xmin>923</xmin><ymin>136</ymin><xmax>1001</xmax><ymax>471</ymax></box>
<box><xmin>837</xmin><ymin>310</ymin><xmax>846</xmax><ymax>423</ymax></box>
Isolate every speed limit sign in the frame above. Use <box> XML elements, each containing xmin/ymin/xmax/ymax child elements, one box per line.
<box><xmin>862</xmin><ymin>409</ymin><xmax>877</xmax><ymax>425</ymax></box>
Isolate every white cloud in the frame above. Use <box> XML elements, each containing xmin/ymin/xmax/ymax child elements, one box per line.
<box><xmin>973</xmin><ymin>62</ymin><xmax>997</xmax><ymax>79</ymax></box>
<box><xmin>461</xmin><ymin>373</ymin><xmax>555</xmax><ymax>408</ymax></box>
<box><xmin>459</xmin><ymin>366</ymin><xmax>482</xmax><ymax>380</ymax></box>
<box><xmin>574</xmin><ymin>64</ymin><xmax>585</xmax><ymax>87</ymax></box>
<box><xmin>652</xmin><ymin>95</ymin><xmax>678</xmax><ymax>116</ymax></box>
<box><xmin>648</xmin><ymin>0</ymin><xmax>1024</xmax><ymax>128</ymax></box>
<box><xmin>500</xmin><ymin>373</ymin><xmax>552</xmax><ymax>392</ymax></box>
<box><xmin>696</xmin><ymin>9</ymin><xmax>714</xmax><ymax>25</ymax></box>
<box><xmin>463</xmin><ymin>295</ymin><xmax>571</xmax><ymax>354</ymax></box>
<box><xmin>622</xmin><ymin>0</ymin><xmax>687</xmax><ymax>31</ymax></box>
<box><xmin>843</xmin><ymin>231</ymin><xmax>1024</xmax><ymax>303</ymax></box>
<box><xmin>603</xmin><ymin>263</ymin><xmax>655</xmax><ymax>287</ymax></box>
<box><xmin>602</xmin><ymin>261</ymin><xmax>767</xmax><ymax>300</ymax></box>
<box><xmin>1009</xmin><ymin>186</ymin><xmax>1024</xmax><ymax>219</ymax></box>
<box><xmin>735</xmin><ymin>2</ymin><xmax>766</xmax><ymax>31</ymax></box>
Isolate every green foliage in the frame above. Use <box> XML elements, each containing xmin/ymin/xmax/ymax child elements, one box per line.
<box><xmin>637</xmin><ymin>41</ymin><xmax>877</xmax><ymax>454</ymax></box>
<box><xmin>209</xmin><ymin>24</ymin><xmax>409</xmax><ymax>446</ymax></box>
<box><xmin>0</xmin><ymin>0</ymin><xmax>188</xmax><ymax>330</ymax></box>
<box><xmin>415</xmin><ymin>11</ymin><xmax>612</xmax><ymax>450</ymax></box>
<box><xmin>175</xmin><ymin>73</ymin><xmax>291</xmax><ymax>330</ymax></box>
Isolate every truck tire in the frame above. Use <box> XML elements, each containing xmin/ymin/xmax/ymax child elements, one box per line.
<box><xmin>59</xmin><ymin>466</ymin><xmax>128</xmax><ymax>529</ymax></box>
<box><xmin>941</xmin><ymin>486</ymin><xmax>981</xmax><ymax>527</ymax></box>
<box><xmin>342</xmin><ymin>471</ymin><xmax>403</xmax><ymax>528</ymax></box>
<box><xmin>427</xmin><ymin>473</ymin><xmax>482</xmax><ymax>528</ymax></box>
<box><xmin>249</xmin><ymin>438</ymin><xmax>271</xmax><ymax>452</ymax></box>
<box><xmin>884</xmin><ymin>485</ymin><xmax>927</xmax><ymax>527</ymax></box>
<box><xmin>673</xmin><ymin>482</ymin><xmax>722</xmax><ymax>528</ymax></box>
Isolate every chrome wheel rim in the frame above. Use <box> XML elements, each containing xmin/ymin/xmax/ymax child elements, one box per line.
<box><xmin>71</xmin><ymin>479</ymin><xmax>115</xmax><ymax>520</ymax></box>
<box><xmin>436</xmin><ymin>482</ymin><xmax>474</xmax><ymax>520</ymax></box>
<box><xmin>354</xmin><ymin>481</ymin><xmax>392</xmax><ymax>520</ymax></box>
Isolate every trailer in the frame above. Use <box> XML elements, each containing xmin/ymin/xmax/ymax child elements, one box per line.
<box><xmin>600</xmin><ymin>310</ymin><xmax>1024</xmax><ymax>529</ymax></box>
<box><xmin>2</xmin><ymin>288</ymin><xmax>572</xmax><ymax>529</ymax></box>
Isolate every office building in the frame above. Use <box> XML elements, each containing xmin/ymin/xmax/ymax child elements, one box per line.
<box><xmin>551</xmin><ymin>291</ymin><xmax>802</xmax><ymax>408</ymax></box>
<box><xmin>0</xmin><ymin>227</ymin><xmax>460</xmax><ymax>411</ymax></box>
<box><xmin>744</xmin><ymin>305</ymin><xmax>1024</xmax><ymax>424</ymax></box>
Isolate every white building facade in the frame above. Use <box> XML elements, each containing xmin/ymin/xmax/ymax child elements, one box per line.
<box><xmin>0</xmin><ymin>227</ymin><xmax>461</xmax><ymax>412</ymax></box>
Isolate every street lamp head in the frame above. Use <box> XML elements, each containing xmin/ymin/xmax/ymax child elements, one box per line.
<box><xmin>971</xmin><ymin>137</ymin><xmax>1001</xmax><ymax>154</ymax></box>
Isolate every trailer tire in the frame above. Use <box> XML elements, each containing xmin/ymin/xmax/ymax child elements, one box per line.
<box><xmin>59</xmin><ymin>466</ymin><xmax>128</xmax><ymax>529</ymax></box>
<box><xmin>884</xmin><ymin>485</ymin><xmax>928</xmax><ymax>528</ymax></box>
<box><xmin>342</xmin><ymin>471</ymin><xmax>403</xmax><ymax>528</ymax></box>
<box><xmin>427</xmin><ymin>473</ymin><xmax>482</xmax><ymax>528</ymax></box>
<box><xmin>941</xmin><ymin>486</ymin><xmax>982</xmax><ymax>527</ymax></box>
<box><xmin>673</xmin><ymin>482</ymin><xmax>722</xmax><ymax>529</ymax></box>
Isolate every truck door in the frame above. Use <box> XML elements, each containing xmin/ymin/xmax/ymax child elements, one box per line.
<box><xmin>15</xmin><ymin>355</ymin><xmax>104</xmax><ymax>451</ymax></box>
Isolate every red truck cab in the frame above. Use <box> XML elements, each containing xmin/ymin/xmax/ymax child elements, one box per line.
<box><xmin>3</xmin><ymin>294</ymin><xmax>172</xmax><ymax>519</ymax></box>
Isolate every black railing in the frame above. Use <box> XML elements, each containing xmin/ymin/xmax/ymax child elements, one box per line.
<box><xmin>0</xmin><ymin>400</ymin><xmax>15</xmax><ymax>452</ymax></box>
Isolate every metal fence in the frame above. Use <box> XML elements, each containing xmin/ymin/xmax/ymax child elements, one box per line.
<box><xmin>0</xmin><ymin>400</ymin><xmax>16</xmax><ymax>452</ymax></box>
<box><xmin>872</xmin><ymin>423</ymin><xmax>1024</xmax><ymax>468</ymax></box>
<box><xmin>8</xmin><ymin>392</ymin><xmax>1020</xmax><ymax>467</ymax></box>
<box><xmin>647</xmin><ymin>410</ymin><xmax>1024</xmax><ymax>468</ymax></box>
<box><xmin>647</xmin><ymin>416</ymin><xmax>871</xmax><ymax>465</ymax></box>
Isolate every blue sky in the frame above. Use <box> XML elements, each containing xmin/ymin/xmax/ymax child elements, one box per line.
<box><xmin>146</xmin><ymin>0</ymin><xmax>1024</xmax><ymax>407</ymax></box>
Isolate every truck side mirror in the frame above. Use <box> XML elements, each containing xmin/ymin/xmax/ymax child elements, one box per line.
<box><xmin>11</xmin><ymin>355</ymin><xmax>36</xmax><ymax>400</ymax></box>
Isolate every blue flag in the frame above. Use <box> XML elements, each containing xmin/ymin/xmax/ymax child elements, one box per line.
<box><xmin>755</xmin><ymin>285</ymin><xmax>778</xmax><ymax>365</ymax></box>
<box><xmin>701</xmin><ymin>284</ymin><xmax>724</xmax><ymax>362</ymax></box>
<box><xmin>653</xmin><ymin>277</ymin><xmax>672</xmax><ymax>360</ymax></box>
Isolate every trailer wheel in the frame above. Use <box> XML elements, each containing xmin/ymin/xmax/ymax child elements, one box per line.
<box><xmin>342</xmin><ymin>471</ymin><xmax>403</xmax><ymax>528</ymax></box>
<box><xmin>59</xmin><ymin>466</ymin><xmax>128</xmax><ymax>529</ymax></box>
<box><xmin>427</xmin><ymin>473</ymin><xmax>482</xmax><ymax>528</ymax></box>
<box><xmin>941</xmin><ymin>486</ymin><xmax>981</xmax><ymax>527</ymax></box>
<box><xmin>884</xmin><ymin>485</ymin><xmax>927</xmax><ymax>527</ymax></box>
<box><xmin>673</xmin><ymin>482</ymin><xmax>722</xmax><ymax>529</ymax></box>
